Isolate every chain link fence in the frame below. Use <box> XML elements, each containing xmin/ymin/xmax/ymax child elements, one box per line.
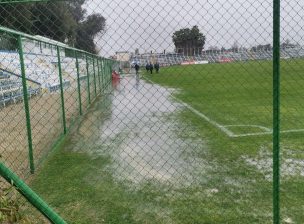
<box><xmin>0</xmin><ymin>0</ymin><xmax>303</xmax><ymax>223</ymax></box>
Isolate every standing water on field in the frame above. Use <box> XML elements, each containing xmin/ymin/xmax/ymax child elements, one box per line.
<box><xmin>69</xmin><ymin>73</ymin><xmax>212</xmax><ymax>188</ymax></box>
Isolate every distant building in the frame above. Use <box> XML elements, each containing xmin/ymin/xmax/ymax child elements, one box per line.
<box><xmin>116</xmin><ymin>51</ymin><xmax>130</xmax><ymax>68</ymax></box>
<box><xmin>116</xmin><ymin>51</ymin><xmax>130</xmax><ymax>62</ymax></box>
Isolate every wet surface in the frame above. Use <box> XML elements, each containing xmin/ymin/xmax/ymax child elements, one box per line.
<box><xmin>243</xmin><ymin>146</ymin><xmax>304</xmax><ymax>180</ymax></box>
<box><xmin>72</xmin><ymin>73</ymin><xmax>211</xmax><ymax>188</ymax></box>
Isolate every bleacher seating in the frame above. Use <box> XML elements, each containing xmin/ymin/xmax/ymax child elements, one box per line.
<box><xmin>0</xmin><ymin>72</ymin><xmax>41</xmax><ymax>107</ymax></box>
<box><xmin>0</xmin><ymin>50</ymin><xmax>88</xmax><ymax>108</ymax></box>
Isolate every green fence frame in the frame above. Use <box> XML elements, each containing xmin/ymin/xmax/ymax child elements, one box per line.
<box><xmin>0</xmin><ymin>24</ymin><xmax>118</xmax><ymax>223</ymax></box>
<box><xmin>57</xmin><ymin>46</ymin><xmax>67</xmax><ymax>135</ymax></box>
<box><xmin>0</xmin><ymin>162</ymin><xmax>67</xmax><ymax>224</ymax></box>
<box><xmin>0</xmin><ymin>0</ymin><xmax>285</xmax><ymax>223</ymax></box>
<box><xmin>92</xmin><ymin>57</ymin><xmax>97</xmax><ymax>97</ymax></box>
<box><xmin>75</xmin><ymin>51</ymin><xmax>83</xmax><ymax>116</ymax></box>
<box><xmin>85</xmin><ymin>54</ymin><xmax>92</xmax><ymax>105</ymax></box>
<box><xmin>0</xmin><ymin>25</ymin><xmax>116</xmax><ymax>172</ymax></box>
<box><xmin>18</xmin><ymin>36</ymin><xmax>35</xmax><ymax>174</ymax></box>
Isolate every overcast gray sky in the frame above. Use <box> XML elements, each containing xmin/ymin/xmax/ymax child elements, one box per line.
<box><xmin>84</xmin><ymin>0</ymin><xmax>304</xmax><ymax>57</ymax></box>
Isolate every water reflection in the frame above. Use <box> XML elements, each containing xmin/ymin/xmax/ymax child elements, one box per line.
<box><xmin>71</xmin><ymin>73</ymin><xmax>209</xmax><ymax>188</ymax></box>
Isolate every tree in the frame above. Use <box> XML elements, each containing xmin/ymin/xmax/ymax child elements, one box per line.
<box><xmin>31</xmin><ymin>2</ymin><xmax>77</xmax><ymax>43</ymax></box>
<box><xmin>67</xmin><ymin>1</ymin><xmax>106</xmax><ymax>53</ymax></box>
<box><xmin>0</xmin><ymin>3</ymin><xmax>33</xmax><ymax>49</ymax></box>
<box><xmin>0</xmin><ymin>1</ymin><xmax>106</xmax><ymax>53</ymax></box>
<box><xmin>172</xmin><ymin>25</ymin><xmax>205</xmax><ymax>56</ymax></box>
<box><xmin>31</xmin><ymin>1</ymin><xmax>106</xmax><ymax>53</ymax></box>
<box><xmin>0</xmin><ymin>3</ymin><xmax>33</xmax><ymax>33</ymax></box>
<box><xmin>75</xmin><ymin>14</ymin><xmax>106</xmax><ymax>53</ymax></box>
<box><xmin>67</xmin><ymin>0</ymin><xmax>86</xmax><ymax>23</ymax></box>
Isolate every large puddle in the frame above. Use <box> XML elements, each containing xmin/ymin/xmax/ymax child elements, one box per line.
<box><xmin>71</xmin><ymin>74</ymin><xmax>211</xmax><ymax>188</ymax></box>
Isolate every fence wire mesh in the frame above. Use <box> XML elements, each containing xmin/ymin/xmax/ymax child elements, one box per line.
<box><xmin>0</xmin><ymin>0</ymin><xmax>303</xmax><ymax>223</ymax></box>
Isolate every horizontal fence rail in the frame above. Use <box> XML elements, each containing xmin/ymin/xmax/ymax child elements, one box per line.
<box><xmin>0</xmin><ymin>162</ymin><xmax>67</xmax><ymax>224</ymax></box>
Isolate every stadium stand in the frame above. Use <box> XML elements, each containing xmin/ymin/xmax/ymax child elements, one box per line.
<box><xmin>129</xmin><ymin>46</ymin><xmax>304</xmax><ymax>67</ymax></box>
<box><xmin>0</xmin><ymin>69</ymin><xmax>41</xmax><ymax>107</ymax></box>
<box><xmin>0</xmin><ymin>44</ymin><xmax>89</xmax><ymax>107</ymax></box>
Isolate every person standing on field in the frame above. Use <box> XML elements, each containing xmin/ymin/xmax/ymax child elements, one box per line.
<box><xmin>149</xmin><ymin>62</ymin><xmax>153</xmax><ymax>74</ymax></box>
<box><xmin>154</xmin><ymin>62</ymin><xmax>160</xmax><ymax>73</ymax></box>
<box><xmin>134</xmin><ymin>63</ymin><xmax>140</xmax><ymax>75</ymax></box>
<box><xmin>146</xmin><ymin>63</ymin><xmax>149</xmax><ymax>72</ymax></box>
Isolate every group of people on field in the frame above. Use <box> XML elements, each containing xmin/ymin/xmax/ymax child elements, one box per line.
<box><xmin>134</xmin><ymin>62</ymin><xmax>160</xmax><ymax>75</ymax></box>
<box><xmin>146</xmin><ymin>62</ymin><xmax>160</xmax><ymax>74</ymax></box>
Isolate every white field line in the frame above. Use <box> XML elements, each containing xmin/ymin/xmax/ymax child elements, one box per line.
<box><xmin>224</xmin><ymin>125</ymin><xmax>272</xmax><ymax>132</ymax></box>
<box><xmin>231</xmin><ymin>132</ymin><xmax>272</xmax><ymax>138</ymax></box>
<box><xmin>281</xmin><ymin>129</ymin><xmax>304</xmax><ymax>133</ymax></box>
<box><xmin>144</xmin><ymin>77</ymin><xmax>234</xmax><ymax>137</ymax></box>
<box><xmin>143</xmin><ymin>77</ymin><xmax>304</xmax><ymax>138</ymax></box>
<box><xmin>175</xmin><ymin>98</ymin><xmax>235</xmax><ymax>137</ymax></box>
<box><xmin>229</xmin><ymin>128</ymin><xmax>304</xmax><ymax>138</ymax></box>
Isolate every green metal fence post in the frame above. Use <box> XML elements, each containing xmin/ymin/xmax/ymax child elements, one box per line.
<box><xmin>85</xmin><ymin>54</ymin><xmax>91</xmax><ymax>105</ymax></box>
<box><xmin>97</xmin><ymin>58</ymin><xmax>102</xmax><ymax>94</ymax></box>
<box><xmin>18</xmin><ymin>36</ymin><xmax>35</xmax><ymax>174</ymax></box>
<box><xmin>108</xmin><ymin>60</ymin><xmax>112</xmax><ymax>86</ymax></box>
<box><xmin>104</xmin><ymin>59</ymin><xmax>107</xmax><ymax>88</ymax></box>
<box><xmin>101</xmin><ymin>59</ymin><xmax>104</xmax><ymax>92</ymax></box>
<box><xmin>100</xmin><ymin>58</ymin><xmax>104</xmax><ymax>93</ymax></box>
<box><xmin>56</xmin><ymin>46</ymin><xmax>67</xmax><ymax>135</ymax></box>
<box><xmin>273</xmin><ymin>0</ymin><xmax>281</xmax><ymax>223</ymax></box>
<box><xmin>93</xmin><ymin>57</ymin><xmax>97</xmax><ymax>97</ymax></box>
<box><xmin>105</xmin><ymin>59</ymin><xmax>109</xmax><ymax>87</ymax></box>
<box><xmin>0</xmin><ymin>162</ymin><xmax>67</xmax><ymax>224</ymax></box>
<box><xmin>101</xmin><ymin>58</ymin><xmax>105</xmax><ymax>92</ymax></box>
<box><xmin>75</xmin><ymin>51</ymin><xmax>83</xmax><ymax>115</ymax></box>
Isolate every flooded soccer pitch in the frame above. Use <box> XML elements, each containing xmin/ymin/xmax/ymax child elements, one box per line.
<box><xmin>31</xmin><ymin>73</ymin><xmax>304</xmax><ymax>223</ymax></box>
<box><xmin>68</xmin><ymin>74</ymin><xmax>212</xmax><ymax>188</ymax></box>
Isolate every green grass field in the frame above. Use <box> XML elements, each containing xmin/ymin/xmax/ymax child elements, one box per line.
<box><xmin>146</xmin><ymin>59</ymin><xmax>304</xmax><ymax>136</ymax></box>
<box><xmin>31</xmin><ymin>59</ymin><xmax>304</xmax><ymax>223</ymax></box>
<box><xmin>144</xmin><ymin>59</ymin><xmax>304</xmax><ymax>222</ymax></box>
